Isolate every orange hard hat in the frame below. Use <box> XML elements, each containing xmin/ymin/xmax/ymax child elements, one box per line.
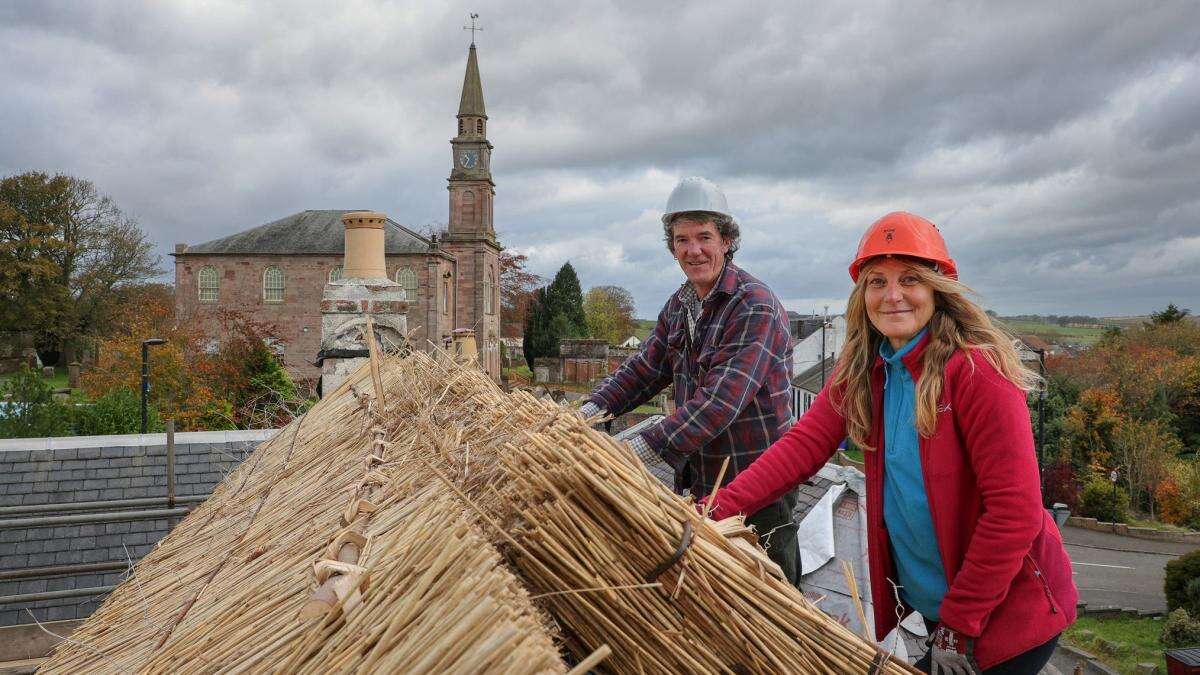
<box><xmin>848</xmin><ymin>211</ymin><xmax>958</xmax><ymax>282</ymax></box>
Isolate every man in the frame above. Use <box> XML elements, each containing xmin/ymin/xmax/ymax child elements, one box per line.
<box><xmin>579</xmin><ymin>176</ymin><xmax>800</xmax><ymax>583</ymax></box>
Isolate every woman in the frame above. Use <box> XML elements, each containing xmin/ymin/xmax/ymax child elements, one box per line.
<box><xmin>705</xmin><ymin>212</ymin><xmax>1076</xmax><ymax>674</ymax></box>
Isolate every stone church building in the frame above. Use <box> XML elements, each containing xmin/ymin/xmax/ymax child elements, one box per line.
<box><xmin>173</xmin><ymin>44</ymin><xmax>502</xmax><ymax>384</ymax></box>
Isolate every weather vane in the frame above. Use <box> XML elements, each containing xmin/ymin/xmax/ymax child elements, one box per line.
<box><xmin>463</xmin><ymin>13</ymin><xmax>482</xmax><ymax>45</ymax></box>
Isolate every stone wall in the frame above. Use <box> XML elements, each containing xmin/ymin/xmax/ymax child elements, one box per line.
<box><xmin>0</xmin><ymin>430</ymin><xmax>273</xmax><ymax>626</ymax></box>
<box><xmin>174</xmin><ymin>252</ymin><xmax>438</xmax><ymax>382</ymax></box>
<box><xmin>0</xmin><ymin>331</ymin><xmax>40</xmax><ymax>375</ymax></box>
<box><xmin>560</xmin><ymin>339</ymin><xmax>608</xmax><ymax>359</ymax></box>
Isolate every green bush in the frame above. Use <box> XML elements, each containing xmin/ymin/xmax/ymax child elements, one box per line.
<box><xmin>1161</xmin><ymin>608</ymin><xmax>1200</xmax><ymax>648</ymax></box>
<box><xmin>71</xmin><ymin>389</ymin><xmax>160</xmax><ymax>436</ymax></box>
<box><xmin>1188</xmin><ymin>578</ymin><xmax>1200</xmax><ymax>617</ymax></box>
<box><xmin>1166</xmin><ymin>549</ymin><xmax>1200</xmax><ymax>614</ymax></box>
<box><xmin>0</xmin><ymin>367</ymin><xmax>72</xmax><ymax>438</ymax></box>
<box><xmin>1079</xmin><ymin>476</ymin><xmax>1130</xmax><ymax>523</ymax></box>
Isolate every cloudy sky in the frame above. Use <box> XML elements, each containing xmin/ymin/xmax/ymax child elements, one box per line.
<box><xmin>2</xmin><ymin>1</ymin><xmax>1198</xmax><ymax>318</ymax></box>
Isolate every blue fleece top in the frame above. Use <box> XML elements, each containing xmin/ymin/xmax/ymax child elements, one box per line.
<box><xmin>880</xmin><ymin>328</ymin><xmax>948</xmax><ymax>621</ymax></box>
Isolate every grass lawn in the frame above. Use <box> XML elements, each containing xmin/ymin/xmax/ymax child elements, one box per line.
<box><xmin>998</xmin><ymin>318</ymin><xmax>1109</xmax><ymax>346</ymax></box>
<box><xmin>503</xmin><ymin>364</ymin><xmax>533</xmax><ymax>383</ymax></box>
<box><xmin>1127</xmin><ymin>517</ymin><xmax>1199</xmax><ymax>533</ymax></box>
<box><xmin>631</xmin><ymin>319</ymin><xmax>657</xmax><ymax>341</ymax></box>
<box><xmin>1062</xmin><ymin>614</ymin><xmax>1166</xmax><ymax>674</ymax></box>
<box><xmin>841</xmin><ymin>447</ymin><xmax>865</xmax><ymax>464</ymax></box>
<box><xmin>0</xmin><ymin>366</ymin><xmax>77</xmax><ymax>395</ymax></box>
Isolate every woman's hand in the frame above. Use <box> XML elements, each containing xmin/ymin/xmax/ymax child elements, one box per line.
<box><xmin>928</xmin><ymin>624</ymin><xmax>980</xmax><ymax>675</ymax></box>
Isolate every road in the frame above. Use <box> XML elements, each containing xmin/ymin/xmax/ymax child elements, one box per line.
<box><xmin>1061</xmin><ymin>525</ymin><xmax>1197</xmax><ymax>614</ymax></box>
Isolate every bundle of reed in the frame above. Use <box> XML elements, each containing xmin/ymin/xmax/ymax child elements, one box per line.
<box><xmin>39</xmin><ymin>346</ymin><xmax>566</xmax><ymax>674</ymax></box>
<box><xmin>281</xmin><ymin>491</ymin><xmax>564</xmax><ymax>673</ymax></box>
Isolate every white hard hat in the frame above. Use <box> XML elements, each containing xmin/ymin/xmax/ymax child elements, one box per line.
<box><xmin>663</xmin><ymin>176</ymin><xmax>731</xmax><ymax>223</ymax></box>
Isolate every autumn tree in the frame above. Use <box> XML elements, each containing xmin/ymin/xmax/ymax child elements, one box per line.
<box><xmin>1050</xmin><ymin>318</ymin><xmax>1200</xmax><ymax>522</ymax></box>
<box><xmin>0</xmin><ymin>173</ymin><xmax>71</xmax><ymax>339</ymax></box>
<box><xmin>80</xmin><ymin>292</ymin><xmax>224</xmax><ymax>431</ymax></box>
<box><xmin>1111</xmin><ymin>417</ymin><xmax>1183</xmax><ymax>518</ymax></box>
<box><xmin>499</xmin><ymin>250</ymin><xmax>542</xmax><ymax>338</ymax></box>
<box><xmin>0</xmin><ymin>171</ymin><xmax>162</xmax><ymax>363</ymax></box>
<box><xmin>1057</xmin><ymin>387</ymin><xmax>1125</xmax><ymax>475</ymax></box>
<box><xmin>583</xmin><ymin>285</ymin><xmax>636</xmax><ymax>344</ymax></box>
<box><xmin>81</xmin><ymin>297</ymin><xmax>304</xmax><ymax>431</ymax></box>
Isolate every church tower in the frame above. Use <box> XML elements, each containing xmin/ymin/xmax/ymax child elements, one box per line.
<box><xmin>443</xmin><ymin>39</ymin><xmax>502</xmax><ymax>379</ymax></box>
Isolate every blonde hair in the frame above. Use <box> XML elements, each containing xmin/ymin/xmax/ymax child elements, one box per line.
<box><xmin>832</xmin><ymin>260</ymin><xmax>1040</xmax><ymax>451</ymax></box>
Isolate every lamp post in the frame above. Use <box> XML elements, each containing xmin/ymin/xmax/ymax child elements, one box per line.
<box><xmin>141</xmin><ymin>338</ymin><xmax>166</xmax><ymax>434</ymax></box>
<box><xmin>820</xmin><ymin>306</ymin><xmax>831</xmax><ymax>389</ymax></box>
<box><xmin>1109</xmin><ymin>469</ymin><xmax>1119</xmax><ymax>528</ymax></box>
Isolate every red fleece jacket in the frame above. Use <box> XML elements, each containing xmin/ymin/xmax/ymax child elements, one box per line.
<box><xmin>708</xmin><ymin>337</ymin><xmax>1077</xmax><ymax>669</ymax></box>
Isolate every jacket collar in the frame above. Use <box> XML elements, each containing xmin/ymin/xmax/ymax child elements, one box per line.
<box><xmin>873</xmin><ymin>327</ymin><xmax>932</xmax><ymax>373</ymax></box>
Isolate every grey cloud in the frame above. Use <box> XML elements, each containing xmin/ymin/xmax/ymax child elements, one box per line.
<box><xmin>1</xmin><ymin>0</ymin><xmax>1197</xmax><ymax>319</ymax></box>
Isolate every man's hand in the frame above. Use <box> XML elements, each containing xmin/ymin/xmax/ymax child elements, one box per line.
<box><xmin>928</xmin><ymin>624</ymin><xmax>980</xmax><ymax>675</ymax></box>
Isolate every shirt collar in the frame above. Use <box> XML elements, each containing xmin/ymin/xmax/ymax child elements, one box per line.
<box><xmin>677</xmin><ymin>261</ymin><xmax>739</xmax><ymax>304</ymax></box>
<box><xmin>880</xmin><ymin>327</ymin><xmax>929</xmax><ymax>365</ymax></box>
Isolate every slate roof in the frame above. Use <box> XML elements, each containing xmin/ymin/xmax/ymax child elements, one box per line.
<box><xmin>180</xmin><ymin>210</ymin><xmax>431</xmax><ymax>256</ymax></box>
<box><xmin>792</xmin><ymin>354</ymin><xmax>837</xmax><ymax>394</ymax></box>
<box><xmin>0</xmin><ymin>433</ymin><xmax>268</xmax><ymax>626</ymax></box>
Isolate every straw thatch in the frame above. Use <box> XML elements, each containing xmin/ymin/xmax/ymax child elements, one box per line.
<box><xmin>40</xmin><ymin>343</ymin><xmax>914</xmax><ymax>674</ymax></box>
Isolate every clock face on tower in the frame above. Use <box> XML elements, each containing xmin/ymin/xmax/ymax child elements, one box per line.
<box><xmin>458</xmin><ymin>150</ymin><xmax>479</xmax><ymax>169</ymax></box>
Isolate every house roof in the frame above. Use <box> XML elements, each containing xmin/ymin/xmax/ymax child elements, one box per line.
<box><xmin>1018</xmin><ymin>334</ymin><xmax>1053</xmax><ymax>353</ymax></box>
<box><xmin>792</xmin><ymin>354</ymin><xmax>837</xmax><ymax>394</ymax></box>
<box><xmin>180</xmin><ymin>210</ymin><xmax>431</xmax><ymax>256</ymax></box>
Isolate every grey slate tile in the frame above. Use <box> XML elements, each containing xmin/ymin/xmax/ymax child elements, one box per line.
<box><xmin>27</xmin><ymin>553</ymin><xmax>56</xmax><ymax>566</ymax></box>
<box><xmin>53</xmin><ymin>550</ymin><xmax>84</xmax><ymax>565</ymax></box>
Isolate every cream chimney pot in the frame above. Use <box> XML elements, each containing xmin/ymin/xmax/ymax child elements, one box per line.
<box><xmin>341</xmin><ymin>211</ymin><xmax>388</xmax><ymax>279</ymax></box>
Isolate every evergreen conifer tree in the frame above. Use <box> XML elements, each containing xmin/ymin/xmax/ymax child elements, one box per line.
<box><xmin>546</xmin><ymin>262</ymin><xmax>587</xmax><ymax>338</ymax></box>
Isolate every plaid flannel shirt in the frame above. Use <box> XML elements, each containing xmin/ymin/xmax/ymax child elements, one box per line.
<box><xmin>587</xmin><ymin>263</ymin><xmax>795</xmax><ymax>497</ymax></box>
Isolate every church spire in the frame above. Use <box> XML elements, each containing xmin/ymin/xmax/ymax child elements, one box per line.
<box><xmin>458</xmin><ymin>43</ymin><xmax>486</xmax><ymax>118</ymax></box>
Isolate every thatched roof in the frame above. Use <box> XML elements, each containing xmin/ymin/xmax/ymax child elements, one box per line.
<box><xmin>42</xmin><ymin>347</ymin><xmax>915</xmax><ymax>674</ymax></box>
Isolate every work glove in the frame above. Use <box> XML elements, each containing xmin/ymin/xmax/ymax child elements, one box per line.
<box><xmin>626</xmin><ymin>433</ymin><xmax>660</xmax><ymax>465</ymax></box>
<box><xmin>577</xmin><ymin>401</ymin><xmax>603</xmax><ymax>420</ymax></box>
<box><xmin>928</xmin><ymin>624</ymin><xmax>980</xmax><ymax>675</ymax></box>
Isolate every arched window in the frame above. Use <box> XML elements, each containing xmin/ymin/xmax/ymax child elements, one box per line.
<box><xmin>483</xmin><ymin>265</ymin><xmax>495</xmax><ymax>315</ymax></box>
<box><xmin>263</xmin><ymin>266</ymin><xmax>284</xmax><ymax>303</ymax></box>
<box><xmin>394</xmin><ymin>267</ymin><xmax>417</xmax><ymax>300</ymax></box>
<box><xmin>198</xmin><ymin>266</ymin><xmax>219</xmax><ymax>302</ymax></box>
<box><xmin>442</xmin><ymin>280</ymin><xmax>450</xmax><ymax>314</ymax></box>
<box><xmin>476</xmin><ymin>119</ymin><xmax>483</xmax><ymax>134</ymax></box>
<box><xmin>458</xmin><ymin>119</ymin><xmax>464</xmax><ymax>135</ymax></box>
<box><xmin>462</xmin><ymin>190</ymin><xmax>475</xmax><ymax>224</ymax></box>
<box><xmin>329</xmin><ymin>265</ymin><xmax>343</xmax><ymax>282</ymax></box>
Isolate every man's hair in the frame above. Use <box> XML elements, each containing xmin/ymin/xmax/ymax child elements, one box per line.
<box><xmin>662</xmin><ymin>211</ymin><xmax>740</xmax><ymax>262</ymax></box>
